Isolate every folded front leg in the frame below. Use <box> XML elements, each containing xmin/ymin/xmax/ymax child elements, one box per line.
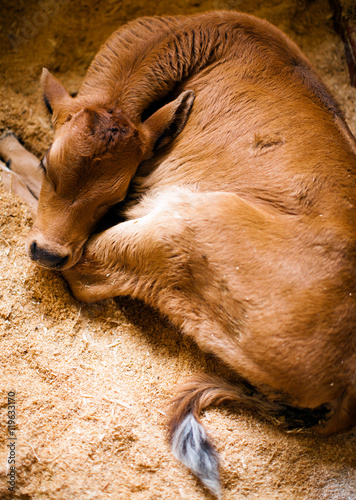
<box><xmin>62</xmin><ymin>212</ymin><xmax>167</xmax><ymax>303</ymax></box>
<box><xmin>61</xmin><ymin>187</ymin><xmax>254</xmax><ymax>318</ymax></box>
<box><xmin>61</xmin><ymin>187</ymin><xmax>216</xmax><ymax>304</ymax></box>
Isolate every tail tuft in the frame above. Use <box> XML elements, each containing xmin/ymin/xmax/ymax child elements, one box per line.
<box><xmin>167</xmin><ymin>373</ymin><xmax>330</xmax><ymax>497</ymax></box>
<box><xmin>171</xmin><ymin>413</ymin><xmax>221</xmax><ymax>498</ymax></box>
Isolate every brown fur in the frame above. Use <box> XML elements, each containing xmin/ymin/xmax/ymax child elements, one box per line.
<box><xmin>5</xmin><ymin>10</ymin><xmax>356</xmax><ymax>495</ymax></box>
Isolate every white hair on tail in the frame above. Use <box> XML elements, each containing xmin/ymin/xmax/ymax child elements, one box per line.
<box><xmin>170</xmin><ymin>413</ymin><xmax>221</xmax><ymax>498</ymax></box>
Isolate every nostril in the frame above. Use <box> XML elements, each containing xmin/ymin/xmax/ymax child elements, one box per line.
<box><xmin>29</xmin><ymin>241</ymin><xmax>37</xmax><ymax>260</ymax></box>
<box><xmin>29</xmin><ymin>241</ymin><xmax>69</xmax><ymax>269</ymax></box>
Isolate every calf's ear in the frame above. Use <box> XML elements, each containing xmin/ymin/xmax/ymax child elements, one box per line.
<box><xmin>41</xmin><ymin>68</ymin><xmax>71</xmax><ymax>116</ymax></box>
<box><xmin>141</xmin><ymin>90</ymin><xmax>195</xmax><ymax>157</ymax></box>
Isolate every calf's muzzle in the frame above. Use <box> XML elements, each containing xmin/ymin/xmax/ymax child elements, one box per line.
<box><xmin>29</xmin><ymin>241</ymin><xmax>69</xmax><ymax>269</ymax></box>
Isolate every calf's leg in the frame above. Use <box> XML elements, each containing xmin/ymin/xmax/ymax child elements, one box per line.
<box><xmin>0</xmin><ymin>132</ymin><xmax>42</xmax><ymax>214</ymax></box>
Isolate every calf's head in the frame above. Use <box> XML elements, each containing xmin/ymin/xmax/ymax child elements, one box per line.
<box><xmin>28</xmin><ymin>69</ymin><xmax>195</xmax><ymax>270</ymax></box>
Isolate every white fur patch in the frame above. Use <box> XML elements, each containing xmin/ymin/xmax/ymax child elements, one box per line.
<box><xmin>171</xmin><ymin>414</ymin><xmax>221</xmax><ymax>498</ymax></box>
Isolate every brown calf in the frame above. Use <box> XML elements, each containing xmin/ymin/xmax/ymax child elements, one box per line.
<box><xmin>2</xmin><ymin>11</ymin><xmax>356</xmax><ymax>498</ymax></box>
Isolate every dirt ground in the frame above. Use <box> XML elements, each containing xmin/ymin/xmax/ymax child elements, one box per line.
<box><xmin>1</xmin><ymin>0</ymin><xmax>356</xmax><ymax>499</ymax></box>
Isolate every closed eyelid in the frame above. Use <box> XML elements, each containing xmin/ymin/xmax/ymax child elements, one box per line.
<box><xmin>39</xmin><ymin>158</ymin><xmax>47</xmax><ymax>173</ymax></box>
<box><xmin>39</xmin><ymin>148</ymin><xmax>51</xmax><ymax>172</ymax></box>
<box><xmin>41</xmin><ymin>154</ymin><xmax>50</xmax><ymax>172</ymax></box>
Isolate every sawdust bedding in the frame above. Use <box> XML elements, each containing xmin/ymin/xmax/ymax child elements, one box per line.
<box><xmin>1</xmin><ymin>0</ymin><xmax>356</xmax><ymax>498</ymax></box>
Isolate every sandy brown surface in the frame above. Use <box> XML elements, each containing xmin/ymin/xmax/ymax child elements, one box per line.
<box><xmin>1</xmin><ymin>0</ymin><xmax>356</xmax><ymax>499</ymax></box>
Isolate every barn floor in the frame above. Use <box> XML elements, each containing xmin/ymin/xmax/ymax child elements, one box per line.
<box><xmin>1</xmin><ymin>0</ymin><xmax>356</xmax><ymax>499</ymax></box>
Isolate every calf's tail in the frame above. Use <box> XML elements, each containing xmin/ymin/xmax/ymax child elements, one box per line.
<box><xmin>167</xmin><ymin>373</ymin><xmax>329</xmax><ymax>498</ymax></box>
